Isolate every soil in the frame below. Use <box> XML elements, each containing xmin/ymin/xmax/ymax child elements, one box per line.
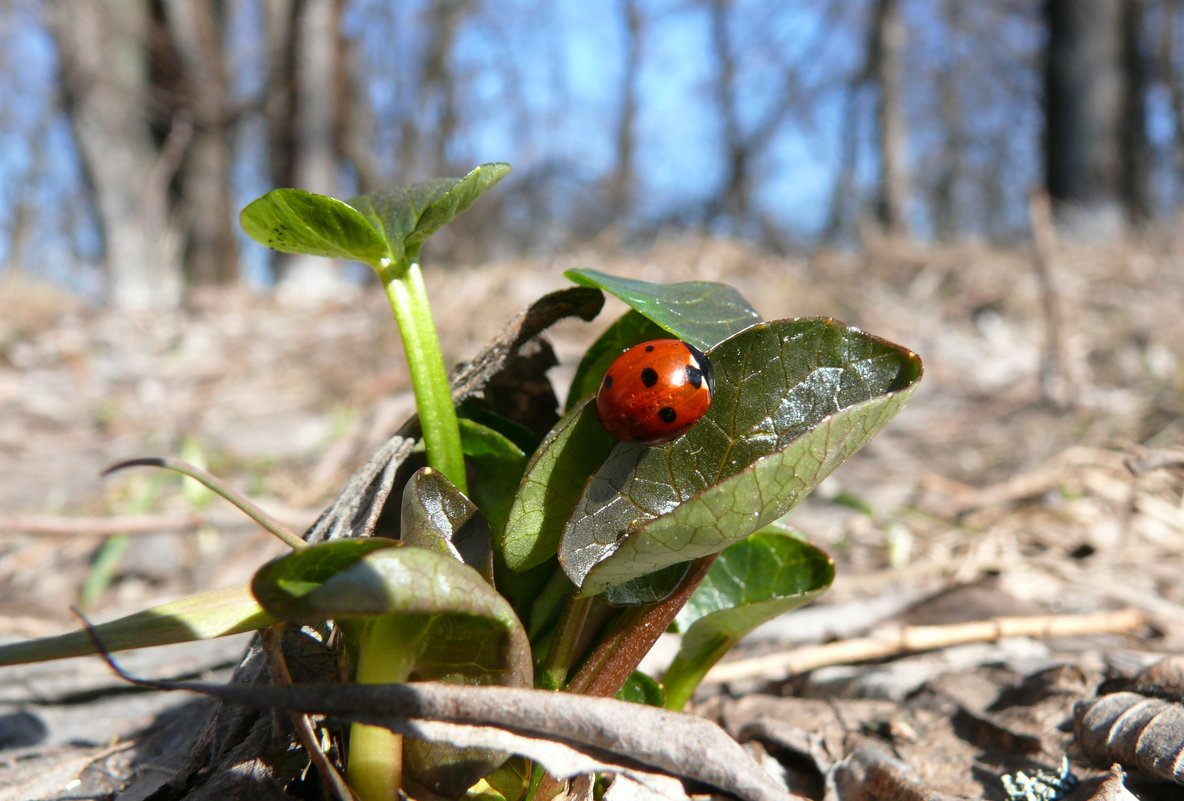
<box><xmin>1</xmin><ymin>233</ymin><xmax>1182</xmax><ymax>800</ymax></box>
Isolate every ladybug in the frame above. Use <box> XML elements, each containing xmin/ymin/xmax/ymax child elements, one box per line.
<box><xmin>595</xmin><ymin>339</ymin><xmax>715</xmax><ymax>445</ymax></box>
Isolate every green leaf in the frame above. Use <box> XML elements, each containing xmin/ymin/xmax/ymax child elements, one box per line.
<box><xmin>239</xmin><ymin>189</ymin><xmax>390</xmax><ymax>264</ymax></box>
<box><xmin>564</xmin><ymin>268</ymin><xmax>762</xmax><ymax>353</ymax></box>
<box><xmin>498</xmin><ymin>399</ymin><xmax>616</xmax><ymax>572</ymax></box>
<box><xmin>663</xmin><ymin>530</ymin><xmax>834</xmax><ymax>709</ymax></box>
<box><xmin>616</xmin><ymin>671</ymin><xmax>665</xmax><ymax>706</ymax></box>
<box><xmin>252</xmin><ymin>538</ymin><xmax>398</xmax><ymax>612</ymax></box>
<box><xmin>401</xmin><ymin>466</ymin><xmax>494</xmax><ymax>583</ymax></box>
<box><xmin>459</xmin><ymin>417</ymin><xmax>528</xmax><ymax>541</ymax></box>
<box><xmin>459</xmin><ymin>399</ymin><xmax>543</xmax><ymax>455</ymax></box>
<box><xmin>251</xmin><ymin>541</ymin><xmax>531</xmax><ymax>685</ymax></box>
<box><xmin>565</xmin><ymin>310</ymin><xmax>671</xmax><ymax>411</ymax></box>
<box><xmin>348</xmin><ymin>163</ymin><xmax>511</xmax><ymax>264</ymax></box>
<box><xmin>560</xmin><ymin>318</ymin><xmax>922</xmax><ymax>597</ymax></box>
<box><xmin>603</xmin><ymin>562</ymin><xmax>689</xmax><ymax>607</ymax></box>
<box><xmin>0</xmin><ymin>585</ymin><xmax>275</xmax><ymax>666</ymax></box>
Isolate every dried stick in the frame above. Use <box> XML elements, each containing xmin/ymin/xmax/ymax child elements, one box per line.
<box><xmin>703</xmin><ymin>607</ymin><xmax>1147</xmax><ymax>685</ymax></box>
<box><xmin>1029</xmin><ymin>191</ymin><xmax>1080</xmax><ymax>408</ymax></box>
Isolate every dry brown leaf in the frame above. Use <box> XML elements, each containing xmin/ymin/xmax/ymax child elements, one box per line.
<box><xmin>1083</xmin><ymin>764</ymin><xmax>1139</xmax><ymax>801</ymax></box>
<box><xmin>111</xmin><ymin>671</ymin><xmax>801</xmax><ymax>801</ymax></box>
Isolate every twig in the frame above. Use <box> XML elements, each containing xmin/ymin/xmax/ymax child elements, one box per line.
<box><xmin>0</xmin><ymin>509</ymin><xmax>318</xmax><ymax>538</ymax></box>
<box><xmin>703</xmin><ymin>607</ymin><xmax>1147</xmax><ymax>685</ymax></box>
<box><xmin>1</xmin><ymin>512</ymin><xmax>209</xmax><ymax>536</ymax></box>
<box><xmin>1028</xmin><ymin>191</ymin><xmax>1080</xmax><ymax>408</ymax></box>
<box><xmin>262</xmin><ymin>627</ymin><xmax>356</xmax><ymax>801</ymax></box>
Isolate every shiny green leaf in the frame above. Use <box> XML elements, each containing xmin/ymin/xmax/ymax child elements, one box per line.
<box><xmin>564</xmin><ymin>268</ymin><xmax>762</xmax><ymax>353</ymax></box>
<box><xmin>560</xmin><ymin>317</ymin><xmax>921</xmax><ymax>597</ymax></box>
<box><xmin>603</xmin><ymin>562</ymin><xmax>689</xmax><ymax>607</ymax></box>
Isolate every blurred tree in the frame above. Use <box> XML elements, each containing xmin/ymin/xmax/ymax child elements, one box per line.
<box><xmin>607</xmin><ymin>0</ymin><xmax>643</xmax><ymax>226</ymax></box>
<box><xmin>1153</xmin><ymin>0</ymin><xmax>1184</xmax><ymax>206</ymax></box>
<box><xmin>46</xmin><ymin>0</ymin><xmax>182</xmax><ymax>308</ymax></box>
<box><xmin>703</xmin><ymin>0</ymin><xmax>804</xmax><ymax>243</ymax></box>
<box><xmin>159</xmin><ymin>0</ymin><xmax>239</xmax><ymax>285</ymax></box>
<box><xmin>272</xmin><ymin>0</ymin><xmax>357</xmax><ymax>297</ymax></box>
<box><xmin>16</xmin><ymin>0</ymin><xmax>1184</xmax><ymax>302</ymax></box>
<box><xmin>706</xmin><ymin>0</ymin><xmax>749</xmax><ymax>229</ymax></box>
<box><xmin>1044</xmin><ymin>0</ymin><xmax>1151</xmax><ymax>232</ymax></box>
<box><xmin>869</xmin><ymin>0</ymin><xmax>910</xmax><ymax>237</ymax></box>
<box><xmin>263</xmin><ymin>0</ymin><xmax>298</xmax><ymax>193</ymax></box>
<box><xmin>1120</xmin><ymin>0</ymin><xmax>1152</xmax><ymax>224</ymax></box>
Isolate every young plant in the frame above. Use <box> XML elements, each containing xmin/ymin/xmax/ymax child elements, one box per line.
<box><xmin>0</xmin><ymin>164</ymin><xmax>922</xmax><ymax>801</ymax></box>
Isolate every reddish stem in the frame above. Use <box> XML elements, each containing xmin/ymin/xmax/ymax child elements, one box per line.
<box><xmin>566</xmin><ymin>554</ymin><xmax>718</xmax><ymax>698</ymax></box>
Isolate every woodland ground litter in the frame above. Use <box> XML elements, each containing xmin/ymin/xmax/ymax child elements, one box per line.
<box><xmin>1</xmin><ymin>233</ymin><xmax>1183</xmax><ymax>799</ymax></box>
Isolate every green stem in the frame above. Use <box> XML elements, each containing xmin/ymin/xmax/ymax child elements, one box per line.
<box><xmin>378</xmin><ymin>260</ymin><xmax>467</xmax><ymax>495</ymax></box>
<box><xmin>539</xmin><ymin>594</ymin><xmax>593</xmax><ymax>690</ymax></box>
<box><xmin>346</xmin><ymin>617</ymin><xmax>426</xmax><ymax>801</ymax></box>
<box><xmin>661</xmin><ymin>634</ymin><xmax>733</xmax><ymax>711</ymax></box>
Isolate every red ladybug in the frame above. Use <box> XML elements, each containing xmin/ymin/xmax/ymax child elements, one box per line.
<box><xmin>595</xmin><ymin>339</ymin><xmax>715</xmax><ymax>445</ymax></box>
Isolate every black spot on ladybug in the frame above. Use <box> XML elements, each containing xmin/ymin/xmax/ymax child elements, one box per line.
<box><xmin>658</xmin><ymin>407</ymin><xmax>677</xmax><ymax>424</ymax></box>
<box><xmin>603</xmin><ymin>375</ymin><xmax>614</xmax><ymax>389</ymax></box>
<box><xmin>687</xmin><ymin>365</ymin><xmax>703</xmax><ymax>389</ymax></box>
<box><xmin>645</xmin><ymin>345</ymin><xmax>655</xmax><ymax>352</ymax></box>
<box><xmin>640</xmin><ymin>367</ymin><xmax>659</xmax><ymax>387</ymax></box>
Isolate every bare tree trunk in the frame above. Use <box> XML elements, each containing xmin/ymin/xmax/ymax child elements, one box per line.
<box><xmin>607</xmin><ymin>0</ymin><xmax>642</xmax><ymax>226</ymax></box>
<box><xmin>929</xmin><ymin>0</ymin><xmax>968</xmax><ymax>242</ymax></box>
<box><xmin>707</xmin><ymin>0</ymin><xmax>750</xmax><ymax>229</ymax></box>
<box><xmin>47</xmin><ymin>0</ymin><xmax>182</xmax><ymax>309</ymax></box>
<box><xmin>263</xmin><ymin>0</ymin><xmax>299</xmax><ymax>191</ymax></box>
<box><xmin>395</xmin><ymin>0</ymin><xmax>472</xmax><ymax>180</ymax></box>
<box><xmin>277</xmin><ymin>0</ymin><xmax>354</xmax><ymax>299</ymax></box>
<box><xmin>163</xmin><ymin>0</ymin><xmax>239</xmax><ymax>285</ymax></box>
<box><xmin>822</xmin><ymin>86</ymin><xmax>862</xmax><ymax>244</ymax></box>
<box><xmin>1155</xmin><ymin>0</ymin><xmax>1184</xmax><ymax>205</ymax></box>
<box><xmin>1044</xmin><ymin>0</ymin><xmax>1126</xmax><ymax>235</ymax></box>
<box><xmin>869</xmin><ymin>0</ymin><xmax>909</xmax><ymax>237</ymax></box>
<box><xmin>1121</xmin><ymin>0</ymin><xmax>1152</xmax><ymax>225</ymax></box>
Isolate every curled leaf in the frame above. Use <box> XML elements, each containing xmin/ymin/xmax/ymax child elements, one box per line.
<box><xmin>458</xmin><ymin>418</ymin><xmax>528</xmax><ymax>543</ymax></box>
<box><xmin>252</xmin><ymin>541</ymin><xmax>531</xmax><ymax>687</ymax></box>
<box><xmin>401</xmin><ymin>466</ymin><xmax>494</xmax><ymax>583</ymax></box>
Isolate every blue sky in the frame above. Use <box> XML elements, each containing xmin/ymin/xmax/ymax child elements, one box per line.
<box><xmin>0</xmin><ymin>0</ymin><xmax>1072</xmax><ymax>287</ymax></box>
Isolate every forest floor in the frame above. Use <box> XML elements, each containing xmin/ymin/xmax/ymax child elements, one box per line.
<box><xmin>1</xmin><ymin>232</ymin><xmax>1183</xmax><ymax>800</ymax></box>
